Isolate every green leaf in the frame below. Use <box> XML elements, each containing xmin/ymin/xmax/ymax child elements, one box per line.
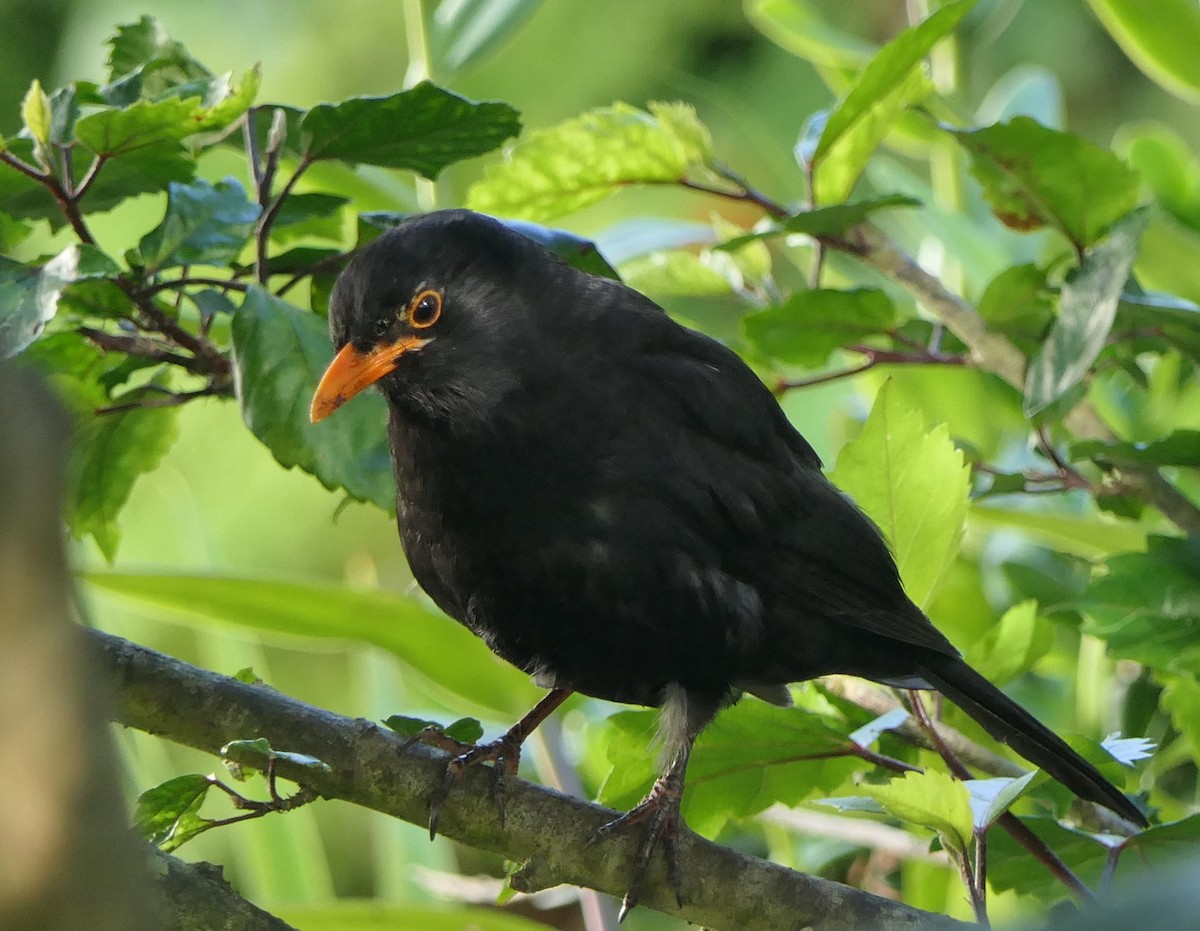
<box><xmin>21</xmin><ymin>79</ymin><xmax>52</xmax><ymax>147</ymax></box>
<box><xmin>619</xmin><ymin>250</ymin><xmax>736</xmax><ymax>299</ymax></box>
<box><xmin>966</xmin><ymin>772</ymin><xmax>1038</xmax><ymax>829</ymax></box>
<box><xmin>1025</xmin><ymin>208</ymin><xmax>1149</xmax><ymax>416</ymax></box>
<box><xmin>847</xmin><ymin>707</ymin><xmax>910</xmax><ymax>748</ymax></box>
<box><xmin>467</xmin><ymin>101</ymin><xmax>713</xmax><ymax>221</ymax></box>
<box><xmin>977</xmin><ymin>263</ymin><xmax>1054</xmax><ymax>355</ymax></box>
<box><xmin>0</xmin><ymin>245</ymin><xmax>121</xmax><ymax>358</ymax></box>
<box><xmin>746</xmin><ymin>0</ymin><xmax>875</xmax><ymax>72</ymax></box>
<box><xmin>270</xmin><ymin>192</ymin><xmax>350</xmax><ymax>243</ymax></box>
<box><xmin>230</xmin><ymin>286</ymin><xmax>394</xmax><ymax>509</ymax></box>
<box><xmin>718</xmin><ymin>195</ymin><xmax>920</xmax><ymax>249</ymax></box>
<box><xmin>861</xmin><ymin>770</ymin><xmax>973</xmax><ymax>856</ymax></box>
<box><xmin>970</xmin><ymin>504</ymin><xmax>1148</xmax><ymax>559</ymax></box>
<box><xmin>67</xmin><ymin>401</ymin><xmax>180</xmax><ymax>561</ymax></box>
<box><xmin>1072</xmin><ymin>430</ymin><xmax>1200</xmax><ymax>468</ymax></box>
<box><xmin>949</xmin><ymin>116</ymin><xmax>1141</xmax><ymax>249</ymax></box>
<box><xmin>1160</xmin><ymin>673</ymin><xmax>1200</xmax><ymax>760</ymax></box>
<box><xmin>299</xmin><ymin>83</ymin><xmax>520</xmax><ymax>178</ymax></box>
<box><xmin>138</xmin><ymin>177</ymin><xmax>260</xmax><ymax>272</ymax></box>
<box><xmin>809</xmin><ymin>1</ymin><xmax>972</xmax><ymax>204</ymax></box>
<box><xmin>429</xmin><ymin>0</ymin><xmax>544</xmax><ymax>74</ymax></box>
<box><xmin>1120</xmin><ymin>122</ymin><xmax>1200</xmax><ymax>233</ymax></box>
<box><xmin>106</xmin><ymin>16</ymin><xmax>209</xmax><ymax>87</ymax></box>
<box><xmin>75</xmin><ymin>95</ymin><xmax>203</xmax><ymax>156</ymax></box>
<box><xmin>830</xmin><ymin>381</ymin><xmax>970</xmax><ymax>608</ymax></box>
<box><xmin>84</xmin><ymin>571</ymin><xmax>541</xmax><ymax>717</ymax></box>
<box><xmin>743</xmin><ymin>288</ymin><xmax>894</xmax><ymax>368</ymax></box>
<box><xmin>1076</xmin><ymin>536</ymin><xmax>1200</xmax><ymax>671</ymax></box>
<box><xmin>964</xmin><ymin>600</ymin><xmax>1053</xmax><ymax>686</ymax></box>
<box><xmin>221</xmin><ymin>738</ymin><xmax>333</xmax><ymax>774</ymax></box>
<box><xmin>1086</xmin><ymin>0</ymin><xmax>1200</xmax><ymax>103</ymax></box>
<box><xmin>134</xmin><ymin>773</ymin><xmax>215</xmax><ymax>852</ymax></box>
<box><xmin>383</xmin><ymin>714</ymin><xmax>485</xmax><ymax>745</ymax></box>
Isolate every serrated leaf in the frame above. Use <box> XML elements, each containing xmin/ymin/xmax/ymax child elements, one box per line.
<box><xmin>1076</xmin><ymin>536</ymin><xmax>1200</xmax><ymax>671</ymax></box>
<box><xmin>950</xmin><ymin>117</ymin><xmax>1141</xmax><ymax>249</ymax></box>
<box><xmin>107</xmin><ymin>16</ymin><xmax>205</xmax><ymax>83</ymax></box>
<box><xmin>192</xmin><ymin>66</ymin><xmax>261</xmax><ymax>134</ymax></box>
<box><xmin>21</xmin><ymin>79</ymin><xmax>52</xmax><ymax>146</ymax></box>
<box><xmin>138</xmin><ymin>176</ymin><xmax>260</xmax><ymax>272</ymax></box>
<box><xmin>134</xmin><ymin>773</ymin><xmax>214</xmax><ymax>851</ymax></box>
<box><xmin>1025</xmin><ymin>208</ymin><xmax>1149</xmax><ymax>416</ymax></box>
<box><xmin>743</xmin><ymin>288</ymin><xmax>894</xmax><ymax>368</ymax></box>
<box><xmin>84</xmin><ymin>571</ymin><xmax>541</xmax><ymax>717</ymax></box>
<box><xmin>67</xmin><ymin>400</ymin><xmax>180</xmax><ymax>560</ymax></box>
<box><xmin>1086</xmin><ymin>0</ymin><xmax>1200</xmax><ymax>104</ymax></box>
<box><xmin>429</xmin><ymin>0</ymin><xmax>544</xmax><ymax>74</ymax></box>
<box><xmin>230</xmin><ymin>286</ymin><xmax>393</xmax><ymax>509</ymax></box>
<box><xmin>966</xmin><ymin>772</ymin><xmax>1038</xmax><ymax>829</ymax></box>
<box><xmin>75</xmin><ymin>95</ymin><xmax>203</xmax><ymax>156</ymax></box>
<box><xmin>861</xmin><ymin>769</ymin><xmax>973</xmax><ymax>856</ymax></box>
<box><xmin>830</xmin><ymin>381</ymin><xmax>970</xmax><ymax>608</ymax></box>
<box><xmin>468</xmin><ymin>101</ymin><xmax>713</xmax><ymax>221</ymax></box>
<box><xmin>809</xmin><ymin>1</ymin><xmax>971</xmax><ymax>204</ymax></box>
<box><xmin>299</xmin><ymin>83</ymin><xmax>520</xmax><ymax>178</ymax></box>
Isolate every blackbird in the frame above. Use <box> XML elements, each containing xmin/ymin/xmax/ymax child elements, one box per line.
<box><xmin>310</xmin><ymin>208</ymin><xmax>1146</xmax><ymax>915</ymax></box>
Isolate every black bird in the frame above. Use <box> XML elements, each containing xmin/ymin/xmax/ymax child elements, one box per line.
<box><xmin>310</xmin><ymin>208</ymin><xmax>1146</xmax><ymax>915</ymax></box>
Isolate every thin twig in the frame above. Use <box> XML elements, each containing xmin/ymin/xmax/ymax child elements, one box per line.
<box><xmin>94</xmin><ymin>385</ymin><xmax>227</xmax><ymax>416</ymax></box>
<box><xmin>255</xmin><ymin>155</ymin><xmax>313</xmax><ymax>283</ymax></box>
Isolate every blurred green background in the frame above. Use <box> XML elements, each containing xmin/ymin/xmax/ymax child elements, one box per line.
<box><xmin>2</xmin><ymin>1</ymin><xmax>1194</xmax><ymax>928</ymax></box>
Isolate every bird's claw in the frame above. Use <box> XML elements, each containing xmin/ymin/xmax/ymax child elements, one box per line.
<box><xmin>591</xmin><ymin>780</ymin><xmax>685</xmax><ymax>921</ymax></box>
<box><xmin>407</xmin><ymin>731</ymin><xmax>522</xmax><ymax>839</ymax></box>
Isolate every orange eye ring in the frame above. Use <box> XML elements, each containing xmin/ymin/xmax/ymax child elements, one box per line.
<box><xmin>408</xmin><ymin>289</ymin><xmax>442</xmax><ymax>329</ymax></box>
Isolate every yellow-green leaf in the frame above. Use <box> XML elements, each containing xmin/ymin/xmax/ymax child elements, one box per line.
<box><xmin>1087</xmin><ymin>0</ymin><xmax>1200</xmax><ymax>103</ymax></box>
<box><xmin>21</xmin><ymin>79</ymin><xmax>52</xmax><ymax>147</ymax></box>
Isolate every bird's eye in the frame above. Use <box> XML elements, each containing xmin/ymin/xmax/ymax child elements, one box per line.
<box><xmin>374</xmin><ymin>317</ymin><xmax>392</xmax><ymax>337</ymax></box>
<box><xmin>408</xmin><ymin>289</ymin><xmax>442</xmax><ymax>329</ymax></box>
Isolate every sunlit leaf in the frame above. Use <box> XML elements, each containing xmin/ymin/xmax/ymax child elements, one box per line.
<box><xmin>134</xmin><ymin>773</ymin><xmax>215</xmax><ymax>852</ymax></box>
<box><xmin>970</xmin><ymin>504</ymin><xmax>1147</xmax><ymax>559</ymax></box>
<box><xmin>966</xmin><ymin>772</ymin><xmax>1037</xmax><ymax>829</ymax></box>
<box><xmin>467</xmin><ymin>101</ymin><xmax>713</xmax><ymax>221</ymax></box>
<box><xmin>744</xmin><ymin>288</ymin><xmax>894</xmax><ymax>368</ymax></box>
<box><xmin>830</xmin><ymin>381</ymin><xmax>970</xmax><ymax>608</ymax></box>
<box><xmin>861</xmin><ymin>770</ymin><xmax>973</xmax><ymax>856</ymax></box>
<box><xmin>1086</xmin><ymin>0</ymin><xmax>1200</xmax><ymax>103</ymax></box>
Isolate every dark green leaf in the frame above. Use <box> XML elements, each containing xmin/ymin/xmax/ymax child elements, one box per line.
<box><xmin>133</xmin><ymin>773</ymin><xmax>214</xmax><ymax>852</ymax></box>
<box><xmin>950</xmin><ymin>116</ymin><xmax>1141</xmax><ymax>248</ymax></box>
<box><xmin>255</xmin><ymin>246</ymin><xmax>345</xmax><ymax>279</ymax></box>
<box><xmin>718</xmin><ymin>195</ymin><xmax>920</xmax><ymax>250</ymax></box>
<box><xmin>0</xmin><ymin>245</ymin><xmax>120</xmax><ymax>357</ymax></box>
<box><xmin>1118</xmin><ymin>288</ymin><xmax>1200</xmax><ymax>329</ymax></box>
<box><xmin>299</xmin><ymin>83</ymin><xmax>520</xmax><ymax>178</ymax></box>
<box><xmin>230</xmin><ymin>287</ymin><xmax>393</xmax><ymax>509</ymax></box>
<box><xmin>383</xmin><ymin>715</ymin><xmax>485</xmax><ymax>745</ymax></box>
<box><xmin>383</xmin><ymin>715</ymin><xmax>441</xmax><ymax>738</ymax></box>
<box><xmin>67</xmin><ymin>399</ymin><xmax>181</xmax><ymax>560</ymax></box>
<box><xmin>1025</xmin><ymin>208</ymin><xmax>1149</xmax><ymax>416</ymax></box>
<box><xmin>138</xmin><ymin>177</ymin><xmax>260</xmax><ymax>272</ymax></box>
<box><xmin>1077</xmin><ymin>536</ymin><xmax>1200</xmax><ymax>671</ymax></box>
<box><xmin>271</xmin><ymin>192</ymin><xmax>350</xmax><ymax>242</ymax></box>
<box><xmin>977</xmin><ymin>263</ymin><xmax>1054</xmax><ymax>355</ymax></box>
<box><xmin>499</xmin><ymin>218</ymin><xmax>620</xmax><ymax>279</ymax></box>
<box><xmin>743</xmin><ymin>288</ymin><xmax>894</xmax><ymax>367</ymax></box>
<box><xmin>429</xmin><ymin>0</ymin><xmax>544</xmax><ymax>74</ymax></box>
<box><xmin>84</xmin><ymin>571</ymin><xmax>541</xmax><ymax>716</ymax></box>
<box><xmin>75</xmin><ymin>95</ymin><xmax>203</xmax><ymax>156</ymax></box>
<box><xmin>1072</xmin><ymin>431</ymin><xmax>1200</xmax><ymax>467</ymax></box>
<box><xmin>810</xmin><ymin>1</ymin><xmax>971</xmax><ymax>202</ymax></box>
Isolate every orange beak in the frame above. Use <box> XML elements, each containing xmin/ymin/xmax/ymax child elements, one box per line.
<box><xmin>309</xmin><ymin>335</ymin><xmax>429</xmax><ymax>423</ymax></box>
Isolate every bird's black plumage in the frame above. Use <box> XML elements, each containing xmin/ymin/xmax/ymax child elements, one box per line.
<box><xmin>314</xmin><ymin>208</ymin><xmax>1145</xmax><ymax>911</ymax></box>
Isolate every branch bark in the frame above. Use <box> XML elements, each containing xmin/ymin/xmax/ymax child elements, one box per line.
<box><xmin>86</xmin><ymin>629</ymin><xmax>968</xmax><ymax>931</ymax></box>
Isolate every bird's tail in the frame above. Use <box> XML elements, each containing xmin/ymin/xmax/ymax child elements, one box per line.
<box><xmin>918</xmin><ymin>658</ymin><xmax>1147</xmax><ymax>827</ymax></box>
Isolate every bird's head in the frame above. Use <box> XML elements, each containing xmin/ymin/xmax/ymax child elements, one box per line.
<box><xmin>310</xmin><ymin>209</ymin><xmax>556</xmax><ymax>425</ymax></box>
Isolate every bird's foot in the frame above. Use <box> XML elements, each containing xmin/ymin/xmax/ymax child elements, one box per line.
<box><xmin>591</xmin><ymin>772</ymin><xmax>685</xmax><ymax>922</ymax></box>
<box><xmin>401</xmin><ymin>726</ymin><xmax>522</xmax><ymax>838</ymax></box>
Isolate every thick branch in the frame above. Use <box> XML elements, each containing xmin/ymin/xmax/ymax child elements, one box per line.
<box><xmin>146</xmin><ymin>844</ymin><xmax>298</xmax><ymax>931</ymax></box>
<box><xmin>86</xmin><ymin>629</ymin><xmax>966</xmax><ymax>931</ymax></box>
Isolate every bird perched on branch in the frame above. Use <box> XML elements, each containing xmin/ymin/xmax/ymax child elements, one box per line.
<box><xmin>310</xmin><ymin>208</ymin><xmax>1146</xmax><ymax>917</ymax></box>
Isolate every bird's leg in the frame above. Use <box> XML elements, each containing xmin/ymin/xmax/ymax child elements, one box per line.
<box><xmin>404</xmin><ymin>688</ymin><xmax>572</xmax><ymax>837</ymax></box>
<box><xmin>592</xmin><ymin>740</ymin><xmax>693</xmax><ymax>921</ymax></box>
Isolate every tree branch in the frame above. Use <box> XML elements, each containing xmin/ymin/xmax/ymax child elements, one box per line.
<box><xmin>86</xmin><ymin>629</ymin><xmax>967</xmax><ymax>931</ymax></box>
